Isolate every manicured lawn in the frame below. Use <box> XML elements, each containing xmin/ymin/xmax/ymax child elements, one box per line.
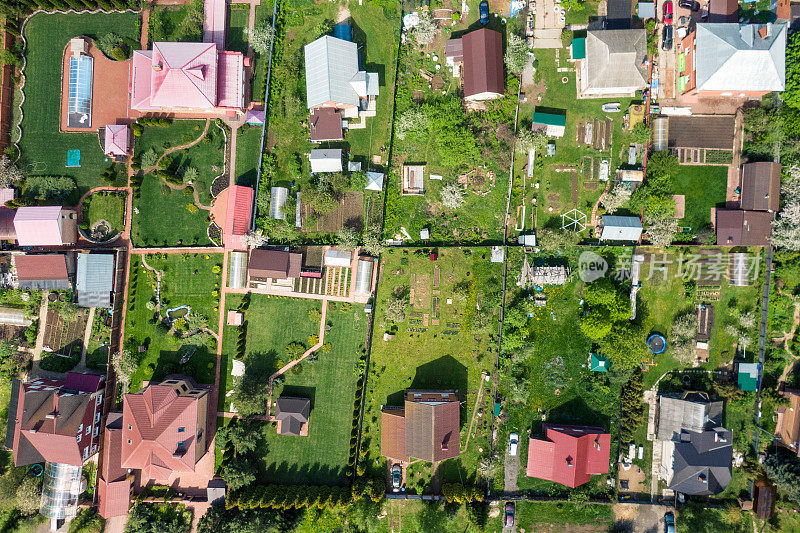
<box><xmin>363</xmin><ymin>247</ymin><xmax>501</xmax><ymax>491</ymax></box>
<box><xmin>489</xmin><ymin>502</ymin><xmax>614</xmax><ymax>530</ymax></box>
<box><xmin>84</xmin><ymin>191</ymin><xmax>125</xmax><ymax>234</ymax></box>
<box><xmin>17</xmin><ymin>13</ymin><xmax>139</xmax><ymax>200</ymax></box>
<box><xmin>131</xmin><ymin>174</ymin><xmax>211</xmax><ymax>247</ymax></box>
<box><xmin>234</xmin><ymin>124</ymin><xmax>261</xmax><ymax>187</ymax></box>
<box><xmin>124</xmin><ymin>253</ymin><xmax>222</xmax><ymax>391</ymax></box>
<box><xmin>666</xmin><ymin>165</ymin><xmax>728</xmax><ymax>231</ymax></box>
<box><xmin>226</xmin><ymin>7</ymin><xmax>249</xmax><ymax>54</ymax></box>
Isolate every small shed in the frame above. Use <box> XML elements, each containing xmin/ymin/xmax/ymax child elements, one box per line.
<box><xmin>227</xmin><ymin>310</ymin><xmax>243</xmax><ymax>326</ymax></box>
<box><xmin>231</xmin><ymin>359</ymin><xmax>245</xmax><ymax>377</ymax></box>
<box><xmin>324</xmin><ymin>249</ymin><xmax>352</xmax><ymax>267</ymax></box>
<box><xmin>103</xmin><ymin>125</ymin><xmax>129</xmax><ymax>158</ymax></box>
<box><xmin>269</xmin><ymin>187</ymin><xmax>288</xmax><ymax>220</ymax></box>
<box><xmin>309</xmin><ymin>149</ymin><xmax>343</xmax><ymax>173</ymax></box>
<box><xmin>617</xmin><ymin>169</ymin><xmax>644</xmax><ymax>182</ymax></box>
<box><xmin>532</xmin><ymin>111</ymin><xmax>566</xmax><ymax>138</ymax></box>
<box><xmin>402</xmin><ymin>165</ymin><xmax>425</xmax><ymax>195</ymax></box>
<box><xmin>491</xmin><ymin>246</ymin><xmax>504</xmax><ymax>263</ymax></box>
<box><xmin>599</xmin><ymin>215</ymin><xmax>643</xmax><ymax>242</ymax></box>
<box><xmin>738</xmin><ymin>362</ymin><xmax>759</xmax><ymax>392</ymax></box>
<box><xmin>637</xmin><ymin>1</ymin><xmax>656</xmax><ymax>18</ymax></box>
<box><xmin>365</xmin><ymin>171</ymin><xmax>385</xmax><ymax>191</ymax></box>
<box><xmin>590</xmin><ymin>353</ymin><xmax>610</xmax><ymax>372</ymax></box>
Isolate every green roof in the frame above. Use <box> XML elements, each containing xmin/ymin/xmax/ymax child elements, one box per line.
<box><xmin>572</xmin><ymin>37</ymin><xmax>586</xmax><ymax>60</ymax></box>
<box><xmin>738</xmin><ymin>363</ymin><xmax>759</xmax><ymax>391</ymax></box>
<box><xmin>532</xmin><ymin>112</ymin><xmax>566</xmax><ymax>128</ymax></box>
<box><xmin>590</xmin><ymin>353</ymin><xmax>610</xmax><ymax>372</ymax></box>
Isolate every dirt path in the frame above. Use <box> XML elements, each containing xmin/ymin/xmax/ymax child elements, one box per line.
<box><xmin>268</xmin><ymin>299</ymin><xmax>328</xmax><ymax>390</ymax></box>
<box><xmin>31</xmin><ymin>291</ymin><xmax>49</xmax><ymax>372</ymax></box>
<box><xmin>777</xmin><ymin>294</ymin><xmax>800</xmax><ymax>385</ymax></box>
<box><xmin>461</xmin><ymin>371</ymin><xmax>487</xmax><ymax>453</ymax></box>
<box><xmin>79</xmin><ymin>307</ymin><xmax>95</xmax><ymax>366</ymax></box>
<box><xmin>591</xmin><ymin>179</ymin><xmax>613</xmax><ymax>227</ymax></box>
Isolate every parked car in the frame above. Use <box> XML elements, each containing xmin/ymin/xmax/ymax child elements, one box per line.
<box><xmin>664</xmin><ymin>511</ymin><xmax>675</xmax><ymax>533</ymax></box>
<box><xmin>391</xmin><ymin>464</ymin><xmax>402</xmax><ymax>492</ymax></box>
<box><xmin>662</xmin><ymin>25</ymin><xmax>674</xmax><ymax>51</ymax></box>
<box><xmin>504</xmin><ymin>502</ymin><xmax>515</xmax><ymax>527</ymax></box>
<box><xmin>663</xmin><ymin>0</ymin><xmax>673</xmax><ymax>24</ymax></box>
<box><xmin>679</xmin><ymin>0</ymin><xmax>700</xmax><ymax>10</ymax></box>
<box><xmin>508</xmin><ymin>433</ymin><xmax>519</xmax><ymax>456</ymax></box>
<box><xmin>479</xmin><ymin>1</ymin><xmax>490</xmax><ymax>24</ymax></box>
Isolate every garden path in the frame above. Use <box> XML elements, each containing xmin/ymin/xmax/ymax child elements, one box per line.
<box><xmin>31</xmin><ymin>291</ymin><xmax>49</xmax><ymax>363</ymax></box>
<box><xmin>228</xmin><ymin>126</ymin><xmax>237</xmax><ymax>186</ymax></box>
<box><xmin>79</xmin><ymin>307</ymin><xmax>95</xmax><ymax>366</ymax></box>
<box><xmin>590</xmin><ymin>178</ymin><xmax>612</xmax><ymax>227</ymax></box>
<box><xmin>209</xmin><ymin>250</ymin><xmax>228</xmax><ymax>442</ymax></box>
<box><xmin>140</xmin><ymin>8</ymin><xmax>150</xmax><ymax>50</ymax></box>
<box><xmin>139</xmin><ymin>254</ymin><xmax>163</xmax><ymax>314</ymax></box>
<box><xmin>267</xmin><ymin>299</ymin><xmax>328</xmax><ymax>391</ymax></box>
<box><xmin>775</xmin><ymin>289</ymin><xmax>800</xmax><ymax>385</ymax></box>
<box><xmin>461</xmin><ymin>371</ymin><xmax>487</xmax><ymax>453</ymax></box>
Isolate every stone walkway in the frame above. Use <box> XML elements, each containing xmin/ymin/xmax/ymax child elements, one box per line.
<box><xmin>268</xmin><ymin>300</ymin><xmax>328</xmax><ymax>389</ymax></box>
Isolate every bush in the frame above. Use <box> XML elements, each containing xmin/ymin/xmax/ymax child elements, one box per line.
<box><xmin>110</xmin><ymin>45</ymin><xmax>127</xmax><ymax>61</ymax></box>
<box><xmin>186</xmin><ymin>203</ymin><xmax>199</xmax><ymax>214</ymax></box>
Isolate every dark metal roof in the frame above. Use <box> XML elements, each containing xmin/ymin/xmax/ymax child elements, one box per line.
<box><xmin>462</xmin><ymin>29</ymin><xmax>504</xmax><ymax>98</ymax></box>
<box><xmin>667</xmin><ymin>115</ymin><xmax>735</xmax><ymax>150</ymax></box>
<box><xmin>715</xmin><ymin>209</ymin><xmax>773</xmax><ymax>246</ymax></box>
<box><xmin>670</xmin><ymin>429</ymin><xmax>733</xmax><ymax>495</ymax></box>
<box><xmin>740</xmin><ymin>162</ymin><xmax>780</xmax><ymax>212</ymax></box>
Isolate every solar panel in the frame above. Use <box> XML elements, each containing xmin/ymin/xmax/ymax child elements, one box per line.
<box><xmin>68</xmin><ymin>55</ymin><xmax>93</xmax><ymax>117</ymax></box>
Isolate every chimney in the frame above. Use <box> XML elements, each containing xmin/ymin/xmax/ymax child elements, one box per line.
<box><xmin>699</xmin><ymin>473</ymin><xmax>707</xmax><ymax>483</ymax></box>
<box><xmin>566</xmin><ymin>456</ymin><xmax>574</xmax><ymax>467</ymax></box>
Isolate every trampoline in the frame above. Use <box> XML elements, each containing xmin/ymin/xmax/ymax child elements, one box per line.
<box><xmin>66</xmin><ymin>149</ymin><xmax>81</xmax><ymax>167</ymax></box>
<box><xmin>67</xmin><ymin>54</ymin><xmax>93</xmax><ymax>128</ymax></box>
<box><xmin>647</xmin><ymin>333</ymin><xmax>667</xmax><ymax>354</ymax></box>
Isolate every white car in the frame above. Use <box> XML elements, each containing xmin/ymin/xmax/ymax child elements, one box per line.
<box><xmin>508</xmin><ymin>433</ymin><xmax>519</xmax><ymax>456</ymax></box>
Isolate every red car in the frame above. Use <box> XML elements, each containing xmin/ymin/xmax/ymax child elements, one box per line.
<box><xmin>663</xmin><ymin>1</ymin><xmax>673</xmax><ymax>24</ymax></box>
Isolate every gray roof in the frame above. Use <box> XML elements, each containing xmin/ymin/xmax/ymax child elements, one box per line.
<box><xmin>76</xmin><ymin>254</ymin><xmax>114</xmax><ymax>308</ymax></box>
<box><xmin>657</xmin><ymin>393</ymin><xmax>724</xmax><ymax>441</ymax></box>
<box><xmin>637</xmin><ymin>1</ymin><xmax>655</xmax><ymax>18</ymax></box>
<box><xmin>585</xmin><ymin>29</ymin><xmax>647</xmax><ymax>90</ymax></box>
<box><xmin>670</xmin><ymin>429</ymin><xmax>733</xmax><ymax>495</ymax></box>
<box><xmin>275</xmin><ymin>397</ymin><xmax>310</xmax><ymax>436</ymax></box>
<box><xmin>599</xmin><ymin>215</ymin><xmax>643</xmax><ymax>242</ymax></box>
<box><xmin>695</xmin><ymin>23</ymin><xmax>786</xmax><ymax>92</ymax></box>
<box><xmin>18</xmin><ymin>279</ymin><xmax>71</xmax><ymax>291</ymax></box>
<box><xmin>310</xmin><ymin>149</ymin><xmax>343</xmax><ymax>173</ymax></box>
<box><xmin>304</xmin><ymin>36</ymin><xmax>378</xmax><ymax>109</ymax></box>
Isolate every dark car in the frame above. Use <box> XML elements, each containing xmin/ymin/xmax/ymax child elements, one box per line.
<box><xmin>679</xmin><ymin>0</ymin><xmax>700</xmax><ymax>10</ymax></box>
<box><xmin>504</xmin><ymin>502</ymin><xmax>515</xmax><ymax>527</ymax></box>
<box><xmin>664</xmin><ymin>512</ymin><xmax>675</xmax><ymax>533</ymax></box>
<box><xmin>663</xmin><ymin>0</ymin><xmax>674</xmax><ymax>24</ymax></box>
<box><xmin>479</xmin><ymin>0</ymin><xmax>490</xmax><ymax>24</ymax></box>
<box><xmin>662</xmin><ymin>25</ymin><xmax>673</xmax><ymax>51</ymax></box>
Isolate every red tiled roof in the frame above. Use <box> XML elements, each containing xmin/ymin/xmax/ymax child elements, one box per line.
<box><xmin>380</xmin><ymin>408</ymin><xmax>408</xmax><ymax>461</ymax></box>
<box><xmin>121</xmin><ymin>382</ymin><xmax>208</xmax><ymax>479</ymax></box>
<box><xmin>97</xmin><ymin>478</ymin><xmax>131</xmax><ymax>518</ymax></box>
<box><xmin>525</xmin><ymin>425</ymin><xmax>611</xmax><ymax>488</ymax></box>
<box><xmin>15</xmin><ymin>254</ymin><xmax>68</xmax><ymax>281</ymax></box>
<box><xmin>380</xmin><ymin>391</ymin><xmax>460</xmax><ymax>463</ymax></box>
<box><xmin>310</xmin><ymin>107</ymin><xmax>343</xmax><ymax>142</ymax></box>
<box><xmin>211</xmin><ymin>186</ymin><xmax>254</xmax><ymax>250</ymax></box>
<box><xmin>98</xmin><ymin>412</ymin><xmax>131</xmax><ymax>518</ymax></box>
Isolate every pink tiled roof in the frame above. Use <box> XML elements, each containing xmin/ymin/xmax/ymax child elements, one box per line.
<box><xmin>104</xmin><ymin>125</ymin><xmax>129</xmax><ymax>157</ymax></box>
<box><xmin>13</xmin><ymin>206</ymin><xmax>64</xmax><ymax>246</ymax></box>
<box><xmin>130</xmin><ymin>51</ymin><xmax>154</xmax><ymax>110</ymax></box>
<box><xmin>150</xmin><ymin>42</ymin><xmax>218</xmax><ymax>109</ymax></box>
<box><xmin>0</xmin><ymin>188</ymin><xmax>15</xmax><ymax>206</ymax></box>
<box><xmin>217</xmin><ymin>51</ymin><xmax>244</xmax><ymax>109</ymax></box>
<box><xmin>203</xmin><ymin>0</ymin><xmax>227</xmax><ymax>48</ymax></box>
<box><xmin>211</xmin><ymin>185</ymin><xmax>253</xmax><ymax>250</ymax></box>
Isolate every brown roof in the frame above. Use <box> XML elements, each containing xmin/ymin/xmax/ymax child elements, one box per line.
<box><xmin>709</xmin><ymin>0</ymin><xmax>739</xmax><ymax>22</ymax></box>
<box><xmin>754</xmin><ymin>479</ymin><xmax>777</xmax><ymax>519</ymax></box>
<box><xmin>716</xmin><ymin>209</ymin><xmax>772</xmax><ymax>246</ymax></box>
<box><xmin>776</xmin><ymin>388</ymin><xmax>800</xmax><ymax>454</ymax></box>
<box><xmin>668</xmin><ymin>116</ymin><xmax>735</xmax><ymax>150</ymax></box>
<box><xmin>445</xmin><ymin>38</ymin><xmax>464</xmax><ymax>62</ymax></box>
<box><xmin>740</xmin><ymin>162</ymin><xmax>780</xmax><ymax>212</ymax></box>
<box><xmin>248</xmin><ymin>248</ymin><xmax>302</xmax><ymax>280</ymax></box>
<box><xmin>462</xmin><ymin>29</ymin><xmax>504</xmax><ymax>98</ymax></box>
<box><xmin>309</xmin><ymin>107</ymin><xmax>343</xmax><ymax>142</ymax></box>
<box><xmin>0</xmin><ymin>208</ymin><xmax>16</xmax><ymax>240</ymax></box>
<box><xmin>15</xmin><ymin>254</ymin><xmax>69</xmax><ymax>281</ymax></box>
<box><xmin>404</xmin><ymin>390</ymin><xmax>460</xmax><ymax>463</ymax></box>
<box><xmin>380</xmin><ymin>408</ymin><xmax>408</xmax><ymax>461</ymax></box>
<box><xmin>121</xmin><ymin>379</ymin><xmax>209</xmax><ymax>479</ymax></box>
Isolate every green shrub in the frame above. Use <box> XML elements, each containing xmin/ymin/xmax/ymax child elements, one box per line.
<box><xmin>186</xmin><ymin>203</ymin><xmax>199</xmax><ymax>214</ymax></box>
<box><xmin>110</xmin><ymin>45</ymin><xmax>127</xmax><ymax>61</ymax></box>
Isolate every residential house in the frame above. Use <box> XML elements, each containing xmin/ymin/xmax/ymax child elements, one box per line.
<box><xmin>210</xmin><ymin>185</ymin><xmax>254</xmax><ymax>250</ymax></box>
<box><xmin>13</xmin><ymin>206</ymin><xmax>77</xmax><ymax>246</ymax></box>
<box><xmin>14</xmin><ymin>254</ymin><xmax>71</xmax><ymax>290</ymax></box>
<box><xmin>709</xmin><ymin>0</ymin><xmax>739</xmax><ymax>22</ymax></box>
<box><xmin>578</xmin><ymin>30</ymin><xmax>647</xmax><ymax>98</ymax></box>
<box><xmin>776</xmin><ymin>387</ymin><xmax>800</xmax><ymax>453</ymax></box>
<box><xmin>309</xmin><ymin>107</ymin><xmax>344</xmax><ymax>142</ymax></box>
<box><xmin>657</xmin><ymin>392</ymin><xmax>724</xmax><ymax>441</ymax></box>
<box><xmin>103</xmin><ymin>125</ymin><xmax>130</xmax><ymax>161</ymax></box>
<box><xmin>381</xmin><ymin>390</ymin><xmax>460</xmax><ymax>463</ymax></box>
<box><xmin>737</xmin><ymin>362</ymin><xmax>759</xmax><ymax>392</ymax></box>
<box><xmin>309</xmin><ymin>148</ymin><xmax>343</xmax><ymax>173</ymax></box>
<box><xmin>248</xmin><ymin>248</ymin><xmax>302</xmax><ymax>283</ymax></box>
<box><xmin>739</xmin><ymin>162</ymin><xmax>780</xmax><ymax>212</ymax></box>
<box><xmin>678</xmin><ymin>23</ymin><xmax>786</xmax><ymax>97</ymax></box>
<box><xmin>715</xmin><ymin>209</ymin><xmax>772</xmax><ymax>246</ymax></box>
<box><xmin>76</xmin><ymin>253</ymin><xmax>114</xmax><ymax>308</ymax></box>
<box><xmin>525</xmin><ymin>425</ymin><xmax>611</xmax><ymax>488</ymax></box>
<box><xmin>445</xmin><ymin>28</ymin><xmax>505</xmax><ymax>101</ymax></box>
<box><xmin>532</xmin><ymin>111</ymin><xmax>566</xmax><ymax>138</ymax></box>
<box><xmin>130</xmin><ymin>42</ymin><xmax>244</xmax><ymax>113</ymax></box>
<box><xmin>120</xmin><ymin>377</ymin><xmax>210</xmax><ymax>481</ymax></box>
<box><xmin>274</xmin><ymin>397</ymin><xmax>311</xmax><ymax>436</ymax></box>
<box><xmin>303</xmin><ymin>35</ymin><xmax>378</xmax><ymax>119</ymax></box>
<box><xmin>598</xmin><ymin>215</ymin><xmax>643</xmax><ymax>242</ymax></box>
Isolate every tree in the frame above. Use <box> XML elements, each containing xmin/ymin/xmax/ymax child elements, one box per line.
<box><xmin>23</xmin><ymin>175</ymin><xmax>76</xmax><ymax>203</ymax></box>
<box><xmin>362</xmin><ymin>224</ymin><xmax>385</xmax><ymax>256</ymax></box>
<box><xmin>580</xmin><ymin>278</ymin><xmax>631</xmax><ymax>340</ymax></box>
<box><xmin>764</xmin><ymin>450</ymin><xmax>800</xmax><ymax>502</ymax></box>
<box><xmin>198</xmin><ymin>506</ymin><xmax>303</xmax><ymax>533</ymax></box>
<box><xmin>337</xmin><ymin>227</ymin><xmax>359</xmax><ymax>249</ymax></box>
<box><xmin>477</xmin><ymin>454</ymin><xmax>500</xmax><ymax>479</ymax></box>
<box><xmin>784</xmin><ymin>31</ymin><xmax>800</xmax><ymax>109</ymax></box>
<box><xmin>245</xmin><ymin>22</ymin><xmax>275</xmax><ymax>55</ymax></box>
<box><xmin>440</xmin><ymin>183</ymin><xmax>465</xmax><ymax>209</ymax></box>
<box><xmin>125</xmin><ymin>502</ymin><xmax>191</xmax><ymax>533</ymax></box>
<box><xmin>644</xmin><ymin>213</ymin><xmax>679</xmax><ymax>247</ymax></box>
<box><xmin>646</xmin><ymin>151</ymin><xmax>680</xmax><ymax>179</ymax></box>
<box><xmin>0</xmin><ymin>155</ymin><xmax>23</xmax><ymax>188</ymax></box>
<box><xmin>504</xmin><ymin>33</ymin><xmax>530</xmax><ymax>75</ymax></box>
<box><xmin>601</xmin><ymin>183</ymin><xmax>632</xmax><ymax>214</ymax></box>
<box><xmin>515</xmin><ymin>129</ymin><xmax>548</xmax><ymax>154</ymax></box>
<box><xmin>140</xmin><ymin>148</ymin><xmax>159</xmax><ymax>168</ymax></box>
<box><xmin>619</xmin><ymin>370</ymin><xmax>645</xmax><ymax>443</ymax></box>
<box><xmin>773</xmin><ymin>167</ymin><xmax>800</xmax><ymax>250</ymax></box>
<box><xmin>384</xmin><ymin>296</ymin><xmax>407</xmax><ymax>323</ymax></box>
<box><xmin>240</xmin><ymin>229</ymin><xmax>267</xmax><ymax>249</ymax></box>
<box><xmin>112</xmin><ymin>350</ymin><xmax>136</xmax><ymax>390</ymax></box>
<box><xmin>97</xmin><ymin>33</ymin><xmax>124</xmax><ymax>59</ymax></box>
<box><xmin>412</xmin><ymin>11</ymin><xmax>437</xmax><ymax>47</ymax></box>
<box><xmin>629</xmin><ymin>122</ymin><xmax>652</xmax><ymax>144</ymax></box>
<box><xmin>670</xmin><ymin>312</ymin><xmax>697</xmax><ymax>365</ymax></box>
<box><xmin>14</xmin><ymin>476</ymin><xmax>40</xmax><ymax>515</ymax></box>
<box><xmin>395</xmin><ymin>109</ymin><xmax>429</xmax><ymax>141</ymax></box>
<box><xmin>223</xmin><ymin>455</ymin><xmax>257</xmax><ymax>492</ymax></box>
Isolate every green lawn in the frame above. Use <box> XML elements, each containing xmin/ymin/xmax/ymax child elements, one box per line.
<box><xmin>131</xmin><ymin>174</ymin><xmax>211</xmax><ymax>247</ymax></box>
<box><xmin>234</xmin><ymin>124</ymin><xmax>261</xmax><ymax>187</ymax></box>
<box><xmin>226</xmin><ymin>7</ymin><xmax>249</xmax><ymax>54</ymax></box>
<box><xmin>124</xmin><ymin>253</ymin><xmax>222</xmax><ymax>391</ymax></box>
<box><xmin>489</xmin><ymin>502</ymin><xmax>614</xmax><ymax>530</ymax></box>
<box><xmin>251</xmin><ymin>2</ymin><xmax>274</xmax><ymax>101</ymax></box>
<box><xmin>666</xmin><ymin>165</ymin><xmax>728</xmax><ymax>231</ymax></box>
<box><xmin>364</xmin><ymin>248</ymin><xmax>501</xmax><ymax>491</ymax></box>
<box><xmin>84</xmin><ymin>190</ymin><xmax>125</xmax><ymax>234</ymax></box>
<box><xmin>17</xmin><ymin>13</ymin><xmax>139</xmax><ymax>200</ymax></box>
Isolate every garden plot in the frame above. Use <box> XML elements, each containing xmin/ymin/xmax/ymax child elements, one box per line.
<box><xmin>42</xmin><ymin>308</ymin><xmax>87</xmax><ymax>357</ymax></box>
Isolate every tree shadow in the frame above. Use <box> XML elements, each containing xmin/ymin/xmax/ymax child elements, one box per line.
<box><xmin>542</xmin><ymin>396</ymin><xmax>610</xmax><ymax>432</ymax></box>
<box><xmin>280</xmin><ymin>385</ymin><xmax>317</xmax><ymax>411</ymax></box>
